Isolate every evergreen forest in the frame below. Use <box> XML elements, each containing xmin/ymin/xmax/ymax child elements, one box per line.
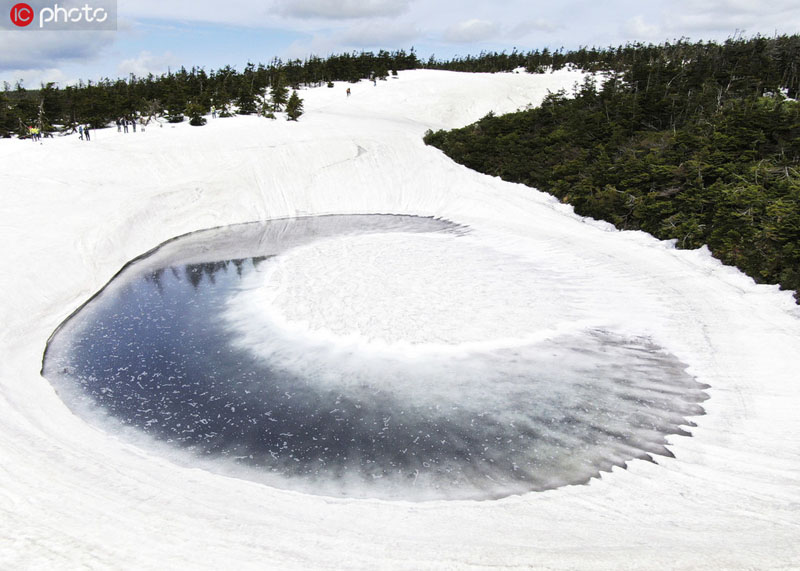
<box><xmin>424</xmin><ymin>36</ymin><xmax>800</xmax><ymax>301</ymax></box>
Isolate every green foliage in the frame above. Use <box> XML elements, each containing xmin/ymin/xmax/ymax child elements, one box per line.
<box><xmin>286</xmin><ymin>91</ymin><xmax>304</xmax><ymax>121</ymax></box>
<box><xmin>270</xmin><ymin>76</ymin><xmax>289</xmax><ymax>112</ymax></box>
<box><xmin>425</xmin><ymin>37</ymin><xmax>800</xmax><ymax>301</ymax></box>
<box><xmin>236</xmin><ymin>88</ymin><xmax>257</xmax><ymax>114</ymax></box>
<box><xmin>186</xmin><ymin>103</ymin><xmax>207</xmax><ymax>126</ymax></box>
<box><xmin>165</xmin><ymin>86</ymin><xmax>186</xmax><ymax>123</ymax></box>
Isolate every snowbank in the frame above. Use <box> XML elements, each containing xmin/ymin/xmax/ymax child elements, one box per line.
<box><xmin>1</xmin><ymin>68</ymin><xmax>799</xmax><ymax>569</ymax></box>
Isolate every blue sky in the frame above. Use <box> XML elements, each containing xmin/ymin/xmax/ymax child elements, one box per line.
<box><xmin>2</xmin><ymin>0</ymin><xmax>799</xmax><ymax>87</ymax></box>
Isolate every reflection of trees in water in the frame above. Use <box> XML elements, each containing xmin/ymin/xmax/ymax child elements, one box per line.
<box><xmin>148</xmin><ymin>268</ymin><xmax>165</xmax><ymax>292</ymax></box>
<box><xmin>143</xmin><ymin>256</ymin><xmax>274</xmax><ymax>290</ymax></box>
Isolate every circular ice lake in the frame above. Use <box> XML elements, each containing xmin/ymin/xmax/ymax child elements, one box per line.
<box><xmin>43</xmin><ymin>214</ymin><xmax>708</xmax><ymax>501</ymax></box>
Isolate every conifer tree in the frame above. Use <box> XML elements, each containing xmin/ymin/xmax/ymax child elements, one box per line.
<box><xmin>285</xmin><ymin>91</ymin><xmax>304</xmax><ymax>121</ymax></box>
<box><xmin>236</xmin><ymin>87</ymin><xmax>257</xmax><ymax>114</ymax></box>
<box><xmin>270</xmin><ymin>76</ymin><xmax>289</xmax><ymax>111</ymax></box>
<box><xmin>186</xmin><ymin>103</ymin><xmax>207</xmax><ymax>126</ymax></box>
<box><xmin>165</xmin><ymin>92</ymin><xmax>185</xmax><ymax>123</ymax></box>
<box><xmin>0</xmin><ymin>87</ymin><xmax>13</xmax><ymax>137</ymax></box>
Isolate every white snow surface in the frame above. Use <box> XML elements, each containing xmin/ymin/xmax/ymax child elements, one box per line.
<box><xmin>2</xmin><ymin>69</ymin><xmax>800</xmax><ymax>569</ymax></box>
<box><xmin>231</xmin><ymin>231</ymin><xmax>579</xmax><ymax>348</ymax></box>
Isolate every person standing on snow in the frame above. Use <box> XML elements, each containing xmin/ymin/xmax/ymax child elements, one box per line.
<box><xmin>84</xmin><ymin>125</ymin><xmax>90</xmax><ymax>141</ymax></box>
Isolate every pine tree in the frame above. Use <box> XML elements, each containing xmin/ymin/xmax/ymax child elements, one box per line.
<box><xmin>186</xmin><ymin>103</ymin><xmax>207</xmax><ymax>126</ymax></box>
<box><xmin>165</xmin><ymin>91</ymin><xmax>185</xmax><ymax>123</ymax></box>
<box><xmin>285</xmin><ymin>90</ymin><xmax>303</xmax><ymax>121</ymax></box>
<box><xmin>0</xmin><ymin>98</ymin><xmax>11</xmax><ymax>138</ymax></box>
<box><xmin>236</xmin><ymin>87</ymin><xmax>257</xmax><ymax>114</ymax></box>
<box><xmin>270</xmin><ymin>76</ymin><xmax>289</xmax><ymax>111</ymax></box>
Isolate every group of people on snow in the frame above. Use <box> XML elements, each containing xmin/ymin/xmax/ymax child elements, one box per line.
<box><xmin>116</xmin><ymin>117</ymin><xmax>144</xmax><ymax>133</ymax></box>
<box><xmin>28</xmin><ymin>124</ymin><xmax>91</xmax><ymax>142</ymax></box>
<box><xmin>27</xmin><ymin>126</ymin><xmax>41</xmax><ymax>142</ymax></box>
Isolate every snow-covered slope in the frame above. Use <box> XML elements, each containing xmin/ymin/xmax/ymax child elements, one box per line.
<box><xmin>1</xmin><ymin>69</ymin><xmax>799</xmax><ymax>569</ymax></box>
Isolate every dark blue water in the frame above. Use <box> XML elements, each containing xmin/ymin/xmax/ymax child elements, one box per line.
<box><xmin>43</xmin><ymin>214</ymin><xmax>709</xmax><ymax>500</ymax></box>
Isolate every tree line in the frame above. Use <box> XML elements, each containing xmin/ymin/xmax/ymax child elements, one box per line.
<box><xmin>0</xmin><ymin>49</ymin><xmax>424</xmax><ymax>134</ymax></box>
<box><xmin>424</xmin><ymin>35</ymin><xmax>800</xmax><ymax>301</ymax></box>
<box><xmin>3</xmin><ymin>37</ymin><xmax>799</xmax><ymax>134</ymax></box>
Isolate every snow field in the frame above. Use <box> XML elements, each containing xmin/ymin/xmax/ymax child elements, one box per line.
<box><xmin>1</xmin><ymin>68</ymin><xmax>799</xmax><ymax>569</ymax></box>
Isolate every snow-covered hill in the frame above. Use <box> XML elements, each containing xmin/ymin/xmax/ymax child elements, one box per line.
<box><xmin>1</xmin><ymin>69</ymin><xmax>799</xmax><ymax>569</ymax></box>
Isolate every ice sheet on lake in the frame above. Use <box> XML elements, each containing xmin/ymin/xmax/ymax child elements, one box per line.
<box><xmin>44</xmin><ymin>215</ymin><xmax>707</xmax><ymax>501</ymax></box>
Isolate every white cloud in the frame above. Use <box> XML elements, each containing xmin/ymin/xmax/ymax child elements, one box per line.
<box><xmin>274</xmin><ymin>0</ymin><xmax>411</xmax><ymax>20</ymax></box>
<box><xmin>283</xmin><ymin>36</ymin><xmax>340</xmax><ymax>60</ymax></box>
<box><xmin>105</xmin><ymin>0</ymin><xmax>800</xmax><ymax>41</ymax></box>
<box><xmin>117</xmin><ymin>51</ymin><xmax>179</xmax><ymax>77</ymax></box>
<box><xmin>443</xmin><ymin>19</ymin><xmax>498</xmax><ymax>43</ymax></box>
<box><xmin>607</xmin><ymin>1</ymin><xmax>800</xmax><ymax>47</ymax></box>
<box><xmin>510</xmin><ymin>18</ymin><xmax>559</xmax><ymax>37</ymax></box>
<box><xmin>118</xmin><ymin>0</ymin><xmax>410</xmax><ymax>24</ymax></box>
<box><xmin>0</xmin><ymin>31</ymin><xmax>115</xmax><ymax>72</ymax></box>
<box><xmin>117</xmin><ymin>0</ymin><xmax>272</xmax><ymax>26</ymax></box>
<box><xmin>5</xmin><ymin>0</ymin><xmax>800</xmax><ymax>88</ymax></box>
<box><xmin>648</xmin><ymin>0</ymin><xmax>800</xmax><ymax>38</ymax></box>
<box><xmin>0</xmin><ymin>67</ymin><xmax>70</xmax><ymax>89</ymax></box>
<box><xmin>338</xmin><ymin>20</ymin><xmax>421</xmax><ymax>47</ymax></box>
<box><xmin>622</xmin><ymin>15</ymin><xmax>661</xmax><ymax>41</ymax></box>
<box><xmin>282</xmin><ymin>21</ymin><xmax>420</xmax><ymax>60</ymax></box>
